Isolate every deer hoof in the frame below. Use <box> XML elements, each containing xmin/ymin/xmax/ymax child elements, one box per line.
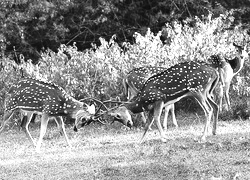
<box><xmin>212</xmin><ymin>130</ymin><xmax>217</xmax><ymax>135</ymax></box>
<box><xmin>160</xmin><ymin>136</ymin><xmax>167</xmax><ymax>143</ymax></box>
<box><xmin>199</xmin><ymin>136</ymin><xmax>206</xmax><ymax>143</ymax></box>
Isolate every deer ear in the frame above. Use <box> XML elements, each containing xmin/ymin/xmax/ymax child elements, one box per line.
<box><xmin>87</xmin><ymin>104</ymin><xmax>95</xmax><ymax>115</ymax></box>
<box><xmin>233</xmin><ymin>42</ymin><xmax>242</xmax><ymax>50</ymax></box>
<box><xmin>233</xmin><ymin>42</ymin><xmax>238</xmax><ymax>47</ymax></box>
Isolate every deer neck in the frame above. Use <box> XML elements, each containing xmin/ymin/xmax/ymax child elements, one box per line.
<box><xmin>221</xmin><ymin>60</ymin><xmax>228</xmax><ymax>68</ymax></box>
<box><xmin>125</xmin><ymin>101</ymin><xmax>144</xmax><ymax>114</ymax></box>
<box><xmin>233</xmin><ymin>56</ymin><xmax>245</xmax><ymax>76</ymax></box>
<box><xmin>62</xmin><ymin>98</ymin><xmax>83</xmax><ymax>117</ymax></box>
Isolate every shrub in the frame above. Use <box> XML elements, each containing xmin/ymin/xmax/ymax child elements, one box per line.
<box><xmin>0</xmin><ymin>12</ymin><xmax>249</xmax><ymax>121</ymax></box>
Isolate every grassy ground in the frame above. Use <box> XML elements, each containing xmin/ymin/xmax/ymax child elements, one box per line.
<box><xmin>1</xmin><ymin>114</ymin><xmax>250</xmax><ymax>180</ymax></box>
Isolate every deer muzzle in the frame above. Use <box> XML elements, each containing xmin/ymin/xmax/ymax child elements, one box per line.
<box><xmin>74</xmin><ymin>110</ymin><xmax>93</xmax><ymax>132</ymax></box>
<box><xmin>110</xmin><ymin>106</ymin><xmax>133</xmax><ymax>128</ymax></box>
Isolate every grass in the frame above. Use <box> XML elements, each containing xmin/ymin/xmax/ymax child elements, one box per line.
<box><xmin>1</xmin><ymin>114</ymin><xmax>250</xmax><ymax>180</ymax></box>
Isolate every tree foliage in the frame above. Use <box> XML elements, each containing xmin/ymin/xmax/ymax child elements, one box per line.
<box><xmin>0</xmin><ymin>0</ymin><xmax>250</xmax><ymax>63</ymax></box>
<box><xmin>1</xmin><ymin>13</ymin><xmax>248</xmax><ymax>100</ymax></box>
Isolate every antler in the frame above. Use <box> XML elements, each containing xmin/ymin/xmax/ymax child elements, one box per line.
<box><xmin>79</xmin><ymin>97</ymin><xmax>118</xmax><ymax>125</ymax></box>
<box><xmin>79</xmin><ymin>97</ymin><xmax>109</xmax><ymax>111</ymax></box>
<box><xmin>79</xmin><ymin>97</ymin><xmax>110</xmax><ymax>118</ymax></box>
<box><xmin>91</xmin><ymin>116</ymin><xmax>107</xmax><ymax>125</ymax></box>
<box><xmin>102</xmin><ymin>99</ymin><xmax>129</xmax><ymax>104</ymax></box>
<box><xmin>80</xmin><ymin>97</ymin><xmax>133</xmax><ymax>126</ymax></box>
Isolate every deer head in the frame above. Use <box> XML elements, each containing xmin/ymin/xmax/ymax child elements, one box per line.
<box><xmin>233</xmin><ymin>42</ymin><xmax>248</xmax><ymax>60</ymax></box>
<box><xmin>73</xmin><ymin>104</ymin><xmax>95</xmax><ymax>131</ymax></box>
<box><xmin>108</xmin><ymin>105</ymin><xmax>133</xmax><ymax>128</ymax></box>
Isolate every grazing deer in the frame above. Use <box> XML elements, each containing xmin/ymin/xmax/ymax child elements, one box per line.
<box><xmin>123</xmin><ymin>66</ymin><xmax>178</xmax><ymax>129</ymax></box>
<box><xmin>217</xmin><ymin>43</ymin><xmax>248</xmax><ymax>111</ymax></box>
<box><xmin>111</xmin><ymin>61</ymin><xmax>220</xmax><ymax>143</ymax></box>
<box><xmin>0</xmin><ymin>78</ymin><xmax>95</xmax><ymax>152</ymax></box>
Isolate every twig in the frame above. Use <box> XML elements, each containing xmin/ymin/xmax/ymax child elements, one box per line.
<box><xmin>195</xmin><ymin>113</ymin><xmax>201</xmax><ymax>124</ymax></box>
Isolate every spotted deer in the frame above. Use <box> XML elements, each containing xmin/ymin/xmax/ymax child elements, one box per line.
<box><xmin>216</xmin><ymin>43</ymin><xmax>248</xmax><ymax>111</ymax></box>
<box><xmin>111</xmin><ymin>61</ymin><xmax>220</xmax><ymax>143</ymax></box>
<box><xmin>123</xmin><ymin>66</ymin><xmax>178</xmax><ymax>129</ymax></box>
<box><xmin>0</xmin><ymin>78</ymin><xmax>94</xmax><ymax>152</ymax></box>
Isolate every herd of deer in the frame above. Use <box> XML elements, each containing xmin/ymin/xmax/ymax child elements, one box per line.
<box><xmin>0</xmin><ymin>43</ymin><xmax>248</xmax><ymax>152</ymax></box>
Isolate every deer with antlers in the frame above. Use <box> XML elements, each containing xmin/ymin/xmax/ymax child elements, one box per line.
<box><xmin>123</xmin><ymin>66</ymin><xmax>178</xmax><ymax>130</ymax></box>
<box><xmin>0</xmin><ymin>78</ymin><xmax>96</xmax><ymax>152</ymax></box>
<box><xmin>111</xmin><ymin>61</ymin><xmax>220</xmax><ymax>143</ymax></box>
<box><xmin>73</xmin><ymin>97</ymin><xmax>133</xmax><ymax>131</ymax></box>
<box><xmin>216</xmin><ymin>43</ymin><xmax>248</xmax><ymax>111</ymax></box>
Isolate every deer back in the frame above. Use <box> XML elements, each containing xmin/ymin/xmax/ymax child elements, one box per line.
<box><xmin>126</xmin><ymin>66</ymin><xmax>166</xmax><ymax>90</ymax></box>
<box><xmin>5</xmin><ymin>78</ymin><xmax>87</xmax><ymax>118</ymax></box>
<box><xmin>138</xmin><ymin>61</ymin><xmax>219</xmax><ymax>104</ymax></box>
<box><xmin>124</xmin><ymin>66</ymin><xmax>166</xmax><ymax>99</ymax></box>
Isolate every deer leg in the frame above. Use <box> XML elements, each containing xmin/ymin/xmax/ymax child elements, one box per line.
<box><xmin>20</xmin><ymin>112</ymin><xmax>37</xmax><ymax>130</ymax></box>
<box><xmin>218</xmin><ymin>84</ymin><xmax>224</xmax><ymax>112</ymax></box>
<box><xmin>56</xmin><ymin>116</ymin><xmax>71</xmax><ymax>149</ymax></box>
<box><xmin>163</xmin><ymin>103</ymin><xmax>179</xmax><ymax>130</ymax></box>
<box><xmin>53</xmin><ymin>116</ymin><xmax>63</xmax><ymax>136</ymax></box>
<box><xmin>140</xmin><ymin>112</ymin><xmax>147</xmax><ymax>124</ymax></box>
<box><xmin>224</xmin><ymin>85</ymin><xmax>231</xmax><ymax>111</ymax></box>
<box><xmin>194</xmin><ymin>93</ymin><xmax>213</xmax><ymax>142</ymax></box>
<box><xmin>207</xmin><ymin>96</ymin><xmax>219</xmax><ymax>135</ymax></box>
<box><xmin>127</xmin><ymin>89</ymin><xmax>132</xmax><ymax>101</ymax></box>
<box><xmin>24</xmin><ymin>112</ymin><xmax>36</xmax><ymax>146</ymax></box>
<box><xmin>36</xmin><ymin>114</ymin><xmax>49</xmax><ymax>152</ymax></box>
<box><xmin>140</xmin><ymin>112</ymin><xmax>153</xmax><ymax>130</ymax></box>
<box><xmin>20</xmin><ymin>113</ymin><xmax>27</xmax><ymax>131</ymax></box>
<box><xmin>0</xmin><ymin>110</ymin><xmax>14</xmax><ymax>134</ymax></box>
<box><xmin>140</xmin><ymin>110</ymin><xmax>154</xmax><ymax>143</ymax></box>
<box><xmin>162</xmin><ymin>105</ymin><xmax>170</xmax><ymax>130</ymax></box>
<box><xmin>201</xmin><ymin>103</ymin><xmax>212</xmax><ymax>142</ymax></box>
<box><xmin>153</xmin><ymin>101</ymin><xmax>167</xmax><ymax>142</ymax></box>
<box><xmin>163</xmin><ymin>104</ymin><xmax>178</xmax><ymax>130</ymax></box>
<box><xmin>170</xmin><ymin>104</ymin><xmax>178</xmax><ymax>128</ymax></box>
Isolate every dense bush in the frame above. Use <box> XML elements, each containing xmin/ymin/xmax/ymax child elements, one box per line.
<box><xmin>0</xmin><ymin>13</ymin><xmax>249</xmax><ymax>120</ymax></box>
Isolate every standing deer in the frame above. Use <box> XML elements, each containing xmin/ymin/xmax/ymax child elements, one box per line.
<box><xmin>123</xmin><ymin>66</ymin><xmax>178</xmax><ymax>129</ymax></box>
<box><xmin>111</xmin><ymin>61</ymin><xmax>220</xmax><ymax>143</ymax></box>
<box><xmin>217</xmin><ymin>43</ymin><xmax>248</xmax><ymax>111</ymax></box>
<box><xmin>0</xmin><ymin>78</ymin><xmax>95</xmax><ymax>152</ymax></box>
